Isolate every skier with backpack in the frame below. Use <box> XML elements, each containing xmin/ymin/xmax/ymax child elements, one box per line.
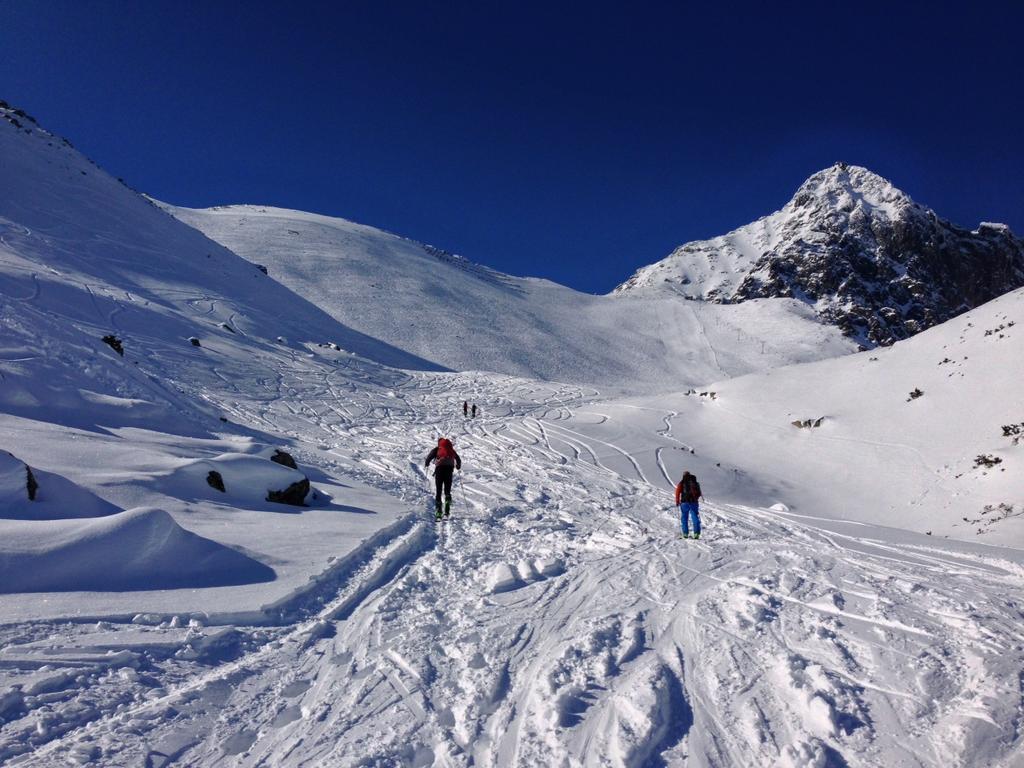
<box><xmin>674</xmin><ymin>471</ymin><xmax>702</xmax><ymax>539</ymax></box>
<box><xmin>425</xmin><ymin>437</ymin><xmax>462</xmax><ymax>520</ymax></box>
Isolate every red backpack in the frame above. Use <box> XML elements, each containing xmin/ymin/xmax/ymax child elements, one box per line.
<box><xmin>437</xmin><ymin>438</ymin><xmax>454</xmax><ymax>461</ymax></box>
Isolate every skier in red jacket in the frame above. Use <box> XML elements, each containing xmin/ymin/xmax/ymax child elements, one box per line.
<box><xmin>674</xmin><ymin>471</ymin><xmax>702</xmax><ymax>539</ymax></box>
<box><xmin>425</xmin><ymin>437</ymin><xmax>462</xmax><ymax>520</ymax></box>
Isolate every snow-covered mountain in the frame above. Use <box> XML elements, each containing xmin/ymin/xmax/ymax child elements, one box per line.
<box><xmin>615</xmin><ymin>163</ymin><xmax>1024</xmax><ymax>346</ymax></box>
<box><xmin>163</xmin><ymin>203</ymin><xmax>855</xmax><ymax>392</ymax></box>
<box><xmin>2</xmin><ymin>102</ymin><xmax>1023</xmax><ymax>767</ymax></box>
<box><xmin>0</xmin><ymin>100</ymin><xmax>436</xmax><ymax>424</ymax></box>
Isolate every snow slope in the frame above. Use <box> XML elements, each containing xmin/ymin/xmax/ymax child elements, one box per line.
<box><xmin>0</xmin><ymin>507</ymin><xmax>276</xmax><ymax>593</ymax></box>
<box><xmin>1</xmin><ymin>103</ymin><xmax>1022</xmax><ymax>767</ymax></box>
<box><xmin>0</xmin><ymin>105</ymin><xmax>421</xmax><ymax>614</ymax></box>
<box><xmin>0</xmin><ymin>450</ymin><xmax>118</xmax><ymax>521</ymax></box>
<box><xmin>682</xmin><ymin>286</ymin><xmax>1024</xmax><ymax>539</ymax></box>
<box><xmin>8</xmin><ymin>371</ymin><xmax>1021</xmax><ymax>767</ymax></box>
<box><xmin>166</xmin><ymin>203</ymin><xmax>856</xmax><ymax>392</ymax></box>
<box><xmin>539</xmin><ymin>287</ymin><xmax>1024</xmax><ymax>542</ymax></box>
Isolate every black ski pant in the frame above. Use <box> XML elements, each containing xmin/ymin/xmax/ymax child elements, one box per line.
<box><xmin>434</xmin><ymin>465</ymin><xmax>454</xmax><ymax>509</ymax></box>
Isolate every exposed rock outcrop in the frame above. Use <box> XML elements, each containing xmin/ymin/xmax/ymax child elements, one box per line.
<box><xmin>269</xmin><ymin>449</ymin><xmax>298</xmax><ymax>470</ymax></box>
<box><xmin>616</xmin><ymin>164</ymin><xmax>1024</xmax><ymax>346</ymax></box>
<box><xmin>1</xmin><ymin>451</ymin><xmax>38</xmax><ymax>502</ymax></box>
<box><xmin>266</xmin><ymin>478</ymin><xmax>310</xmax><ymax>507</ymax></box>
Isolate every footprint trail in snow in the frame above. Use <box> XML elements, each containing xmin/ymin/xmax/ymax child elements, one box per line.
<box><xmin>11</xmin><ymin>367</ymin><xmax>1024</xmax><ymax>768</ymax></box>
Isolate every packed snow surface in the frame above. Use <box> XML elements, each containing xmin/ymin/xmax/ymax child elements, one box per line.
<box><xmin>4</xmin><ymin>371</ymin><xmax>1021</xmax><ymax>767</ymax></box>
<box><xmin>1</xmin><ymin>105</ymin><xmax>1022</xmax><ymax>766</ymax></box>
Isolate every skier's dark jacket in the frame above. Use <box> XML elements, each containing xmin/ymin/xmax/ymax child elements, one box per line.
<box><xmin>425</xmin><ymin>438</ymin><xmax>461</xmax><ymax>470</ymax></box>
<box><xmin>675</xmin><ymin>473</ymin><xmax>701</xmax><ymax>504</ymax></box>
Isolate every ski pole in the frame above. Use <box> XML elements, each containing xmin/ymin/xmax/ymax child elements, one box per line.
<box><xmin>458</xmin><ymin>470</ymin><xmax>467</xmax><ymax>509</ymax></box>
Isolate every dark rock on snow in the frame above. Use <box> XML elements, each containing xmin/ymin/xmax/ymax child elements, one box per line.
<box><xmin>102</xmin><ymin>334</ymin><xmax>124</xmax><ymax>356</ymax></box>
<box><xmin>791</xmin><ymin>417</ymin><xmax>825</xmax><ymax>429</ymax></box>
<box><xmin>25</xmin><ymin>465</ymin><xmax>38</xmax><ymax>500</ymax></box>
<box><xmin>1</xmin><ymin>451</ymin><xmax>40</xmax><ymax>502</ymax></box>
<box><xmin>270</xmin><ymin>449</ymin><xmax>298</xmax><ymax>470</ymax></box>
<box><xmin>206</xmin><ymin>470</ymin><xmax>226</xmax><ymax>492</ymax></box>
<box><xmin>267</xmin><ymin>478</ymin><xmax>310</xmax><ymax>507</ymax></box>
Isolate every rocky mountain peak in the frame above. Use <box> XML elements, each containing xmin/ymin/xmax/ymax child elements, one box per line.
<box><xmin>786</xmin><ymin>163</ymin><xmax>912</xmax><ymax>219</ymax></box>
<box><xmin>614</xmin><ymin>165</ymin><xmax>1024</xmax><ymax>347</ymax></box>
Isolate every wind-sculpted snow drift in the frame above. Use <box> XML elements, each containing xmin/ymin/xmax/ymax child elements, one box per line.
<box><xmin>0</xmin><ymin>507</ymin><xmax>275</xmax><ymax>593</ymax></box>
<box><xmin>1</xmin><ymin>102</ymin><xmax>1023</xmax><ymax>766</ymax></box>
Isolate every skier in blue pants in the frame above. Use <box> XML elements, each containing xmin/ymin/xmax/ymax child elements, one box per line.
<box><xmin>674</xmin><ymin>471</ymin><xmax>702</xmax><ymax>539</ymax></box>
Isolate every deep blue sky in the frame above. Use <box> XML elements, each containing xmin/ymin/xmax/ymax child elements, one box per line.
<box><xmin>3</xmin><ymin>2</ymin><xmax>1022</xmax><ymax>293</ymax></box>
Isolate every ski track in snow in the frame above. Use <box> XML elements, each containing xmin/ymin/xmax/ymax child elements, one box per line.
<box><xmin>3</xmin><ymin>355</ymin><xmax>1022</xmax><ymax>768</ymax></box>
<box><xmin>3</xmin><ymin>110</ymin><xmax>1023</xmax><ymax>767</ymax></box>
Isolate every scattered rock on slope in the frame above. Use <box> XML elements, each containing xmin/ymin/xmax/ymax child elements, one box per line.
<box><xmin>102</xmin><ymin>334</ymin><xmax>124</xmax><ymax>356</ymax></box>
<box><xmin>266</xmin><ymin>477</ymin><xmax>310</xmax><ymax>506</ymax></box>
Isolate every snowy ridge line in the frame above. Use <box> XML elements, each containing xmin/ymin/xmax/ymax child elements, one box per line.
<box><xmin>170</xmin><ymin>200</ymin><xmax>859</xmax><ymax>392</ymax></box>
<box><xmin>13</xmin><ymin>516</ymin><xmax>434</xmax><ymax>764</ymax></box>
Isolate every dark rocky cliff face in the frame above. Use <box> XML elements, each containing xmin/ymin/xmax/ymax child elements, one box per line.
<box><xmin>733</xmin><ymin>166</ymin><xmax>1024</xmax><ymax>344</ymax></box>
<box><xmin>617</xmin><ymin>164</ymin><xmax>1024</xmax><ymax>346</ymax></box>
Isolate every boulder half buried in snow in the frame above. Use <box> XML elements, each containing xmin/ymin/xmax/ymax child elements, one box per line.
<box><xmin>0</xmin><ymin>451</ymin><xmax>120</xmax><ymax>521</ymax></box>
<box><xmin>0</xmin><ymin>507</ymin><xmax>275</xmax><ymax>592</ymax></box>
<box><xmin>0</xmin><ymin>451</ymin><xmax>36</xmax><ymax>503</ymax></box>
<box><xmin>266</xmin><ymin>478</ymin><xmax>310</xmax><ymax>506</ymax></box>
<box><xmin>268</xmin><ymin>449</ymin><xmax>298</xmax><ymax>469</ymax></box>
<box><xmin>169</xmin><ymin>453</ymin><xmax>312</xmax><ymax>507</ymax></box>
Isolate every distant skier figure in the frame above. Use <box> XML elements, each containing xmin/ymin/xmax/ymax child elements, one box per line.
<box><xmin>425</xmin><ymin>437</ymin><xmax>462</xmax><ymax>520</ymax></box>
<box><xmin>471</xmin><ymin>404</ymin><xmax>478</xmax><ymax>418</ymax></box>
<box><xmin>463</xmin><ymin>400</ymin><xmax>469</xmax><ymax>417</ymax></box>
<box><xmin>674</xmin><ymin>471</ymin><xmax>702</xmax><ymax>539</ymax></box>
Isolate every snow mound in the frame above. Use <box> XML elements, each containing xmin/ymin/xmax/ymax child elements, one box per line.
<box><xmin>0</xmin><ymin>451</ymin><xmax>33</xmax><ymax>504</ymax></box>
<box><xmin>0</xmin><ymin>507</ymin><xmax>275</xmax><ymax>593</ymax></box>
<box><xmin>486</xmin><ymin>557</ymin><xmax>565</xmax><ymax>593</ymax></box>
<box><xmin>163</xmin><ymin>453</ymin><xmax>311</xmax><ymax>507</ymax></box>
<box><xmin>0</xmin><ymin>450</ymin><xmax>119</xmax><ymax>520</ymax></box>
